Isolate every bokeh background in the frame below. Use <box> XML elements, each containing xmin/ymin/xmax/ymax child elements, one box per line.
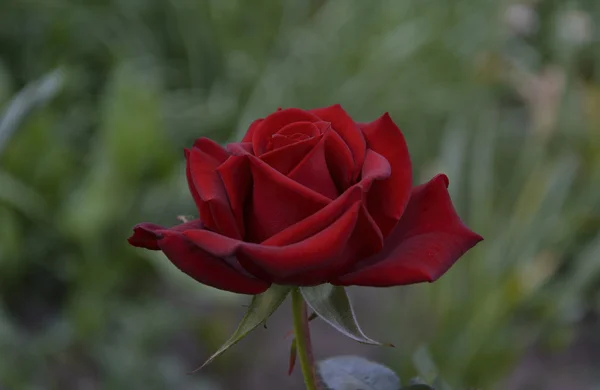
<box><xmin>1</xmin><ymin>1</ymin><xmax>599</xmax><ymax>389</ymax></box>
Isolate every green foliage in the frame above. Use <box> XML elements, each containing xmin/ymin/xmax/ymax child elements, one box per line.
<box><xmin>301</xmin><ymin>285</ymin><xmax>385</xmax><ymax>346</ymax></box>
<box><xmin>197</xmin><ymin>285</ymin><xmax>291</xmax><ymax>370</ymax></box>
<box><xmin>1</xmin><ymin>0</ymin><xmax>600</xmax><ymax>389</ymax></box>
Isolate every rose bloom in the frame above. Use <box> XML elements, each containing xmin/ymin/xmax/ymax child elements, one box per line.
<box><xmin>129</xmin><ymin>105</ymin><xmax>482</xmax><ymax>294</ymax></box>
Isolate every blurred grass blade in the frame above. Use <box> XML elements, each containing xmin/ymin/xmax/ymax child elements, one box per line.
<box><xmin>0</xmin><ymin>69</ymin><xmax>64</xmax><ymax>155</ymax></box>
<box><xmin>0</xmin><ymin>170</ymin><xmax>47</xmax><ymax>219</ymax></box>
<box><xmin>191</xmin><ymin>285</ymin><xmax>291</xmax><ymax>372</ymax></box>
<box><xmin>300</xmin><ymin>285</ymin><xmax>386</xmax><ymax>346</ymax></box>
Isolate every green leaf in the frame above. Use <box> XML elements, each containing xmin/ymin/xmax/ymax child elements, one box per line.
<box><xmin>317</xmin><ymin>355</ymin><xmax>401</xmax><ymax>390</ymax></box>
<box><xmin>300</xmin><ymin>285</ymin><xmax>386</xmax><ymax>345</ymax></box>
<box><xmin>193</xmin><ymin>285</ymin><xmax>291</xmax><ymax>371</ymax></box>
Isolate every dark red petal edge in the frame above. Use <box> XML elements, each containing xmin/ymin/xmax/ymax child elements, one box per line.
<box><xmin>333</xmin><ymin>174</ymin><xmax>483</xmax><ymax>286</ymax></box>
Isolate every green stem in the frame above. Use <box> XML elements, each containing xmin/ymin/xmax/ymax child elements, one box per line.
<box><xmin>291</xmin><ymin>288</ymin><xmax>320</xmax><ymax>390</ymax></box>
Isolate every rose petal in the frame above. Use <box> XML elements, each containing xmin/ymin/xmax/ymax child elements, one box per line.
<box><xmin>183</xmin><ymin>201</ymin><xmax>361</xmax><ymax>285</ymax></box>
<box><xmin>263</xmin><ymin>186</ymin><xmax>363</xmax><ymax>247</ymax></box>
<box><xmin>284</xmin><ymin>203</ymin><xmax>383</xmax><ymax>285</ymax></box>
<box><xmin>310</xmin><ymin>104</ymin><xmax>366</xmax><ymax>180</ymax></box>
<box><xmin>159</xmin><ymin>233</ymin><xmax>269</xmax><ymax>294</ymax></box>
<box><xmin>216</xmin><ymin>155</ymin><xmax>252</xmax><ymax>238</ymax></box>
<box><xmin>242</xmin><ymin>118</ymin><xmax>263</xmax><ymax>143</ymax></box>
<box><xmin>241</xmin><ymin>201</ymin><xmax>360</xmax><ymax>284</ymax></box>
<box><xmin>359</xmin><ymin>113</ymin><xmax>412</xmax><ymax>237</ymax></box>
<box><xmin>269</xmin><ymin>133</ymin><xmax>306</xmax><ymax>150</ymax></box>
<box><xmin>185</xmin><ymin>151</ymin><xmax>214</xmax><ymax>229</ymax></box>
<box><xmin>333</xmin><ymin>174</ymin><xmax>483</xmax><ymax>286</ymax></box>
<box><xmin>323</xmin><ymin>129</ymin><xmax>354</xmax><ymax>192</ymax></box>
<box><xmin>128</xmin><ymin>220</ymin><xmax>205</xmax><ymax>250</ymax></box>
<box><xmin>276</xmin><ymin>121</ymin><xmax>322</xmax><ymax>138</ymax></box>
<box><xmin>252</xmin><ymin>108</ymin><xmax>320</xmax><ymax>156</ymax></box>
<box><xmin>129</xmin><ymin>221</ymin><xmax>269</xmax><ymax>293</ymax></box>
<box><xmin>288</xmin><ymin>135</ymin><xmax>340</xmax><ymax>199</ymax></box>
<box><xmin>357</xmin><ymin>149</ymin><xmax>392</xmax><ymax>192</ymax></box>
<box><xmin>186</xmin><ymin>146</ymin><xmax>241</xmax><ymax>239</ymax></box>
<box><xmin>260</xmin><ymin>134</ymin><xmax>322</xmax><ymax>175</ymax></box>
<box><xmin>227</xmin><ymin>142</ymin><xmax>254</xmax><ymax>156</ymax></box>
<box><xmin>193</xmin><ymin>137</ymin><xmax>229</xmax><ymax>164</ymax></box>
<box><xmin>181</xmin><ymin>184</ymin><xmax>383</xmax><ymax>285</ymax></box>
<box><xmin>244</xmin><ymin>156</ymin><xmax>331</xmax><ymax>242</ymax></box>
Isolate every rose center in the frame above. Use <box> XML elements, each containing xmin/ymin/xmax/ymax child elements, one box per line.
<box><xmin>264</xmin><ymin>121</ymin><xmax>332</xmax><ymax>153</ymax></box>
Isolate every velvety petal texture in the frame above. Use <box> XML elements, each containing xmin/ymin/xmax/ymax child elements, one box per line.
<box><xmin>333</xmin><ymin>174</ymin><xmax>483</xmax><ymax>286</ymax></box>
<box><xmin>128</xmin><ymin>222</ymin><xmax>270</xmax><ymax>294</ymax></box>
<box><xmin>129</xmin><ymin>105</ymin><xmax>482</xmax><ymax>294</ymax></box>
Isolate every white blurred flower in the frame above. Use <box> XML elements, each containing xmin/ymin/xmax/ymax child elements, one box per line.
<box><xmin>505</xmin><ymin>4</ymin><xmax>539</xmax><ymax>36</ymax></box>
<box><xmin>557</xmin><ymin>9</ymin><xmax>593</xmax><ymax>46</ymax></box>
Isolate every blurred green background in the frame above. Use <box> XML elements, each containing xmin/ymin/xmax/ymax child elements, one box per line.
<box><xmin>1</xmin><ymin>0</ymin><xmax>599</xmax><ymax>389</ymax></box>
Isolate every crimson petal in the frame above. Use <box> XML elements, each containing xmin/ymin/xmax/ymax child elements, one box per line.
<box><xmin>359</xmin><ymin>113</ymin><xmax>412</xmax><ymax>237</ymax></box>
<box><xmin>260</xmin><ymin>135</ymin><xmax>322</xmax><ymax>175</ymax></box>
<box><xmin>216</xmin><ymin>155</ymin><xmax>252</xmax><ymax>239</ymax></box>
<box><xmin>334</xmin><ymin>174</ymin><xmax>483</xmax><ymax>286</ymax></box>
<box><xmin>252</xmin><ymin>108</ymin><xmax>320</xmax><ymax>156</ymax></box>
<box><xmin>323</xmin><ymin>129</ymin><xmax>354</xmax><ymax>192</ymax></box>
<box><xmin>244</xmin><ymin>155</ymin><xmax>330</xmax><ymax>242</ymax></box>
<box><xmin>186</xmin><ymin>146</ymin><xmax>241</xmax><ymax>239</ymax></box>
<box><xmin>242</xmin><ymin>118</ymin><xmax>263</xmax><ymax>143</ymax></box>
<box><xmin>181</xmin><ymin>186</ymin><xmax>382</xmax><ymax>285</ymax></box>
<box><xmin>183</xmin><ymin>200</ymin><xmax>361</xmax><ymax>285</ymax></box>
<box><xmin>310</xmin><ymin>104</ymin><xmax>366</xmax><ymax>181</ymax></box>
<box><xmin>357</xmin><ymin>149</ymin><xmax>392</xmax><ymax>192</ymax></box>
<box><xmin>288</xmin><ymin>135</ymin><xmax>339</xmax><ymax>199</ymax></box>
<box><xmin>128</xmin><ymin>220</ymin><xmax>205</xmax><ymax>250</ymax></box>
<box><xmin>128</xmin><ymin>222</ymin><xmax>269</xmax><ymax>294</ymax></box>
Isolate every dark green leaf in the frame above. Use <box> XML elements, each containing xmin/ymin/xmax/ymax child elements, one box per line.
<box><xmin>317</xmin><ymin>355</ymin><xmax>401</xmax><ymax>390</ymax></box>
<box><xmin>192</xmin><ymin>285</ymin><xmax>291</xmax><ymax>371</ymax></box>
<box><xmin>300</xmin><ymin>285</ymin><xmax>386</xmax><ymax>345</ymax></box>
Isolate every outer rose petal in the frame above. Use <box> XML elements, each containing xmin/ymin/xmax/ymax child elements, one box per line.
<box><xmin>186</xmin><ymin>145</ymin><xmax>240</xmax><ymax>239</ymax></box>
<box><xmin>128</xmin><ymin>220</ymin><xmax>204</xmax><ymax>250</ymax></box>
<box><xmin>333</xmin><ymin>174</ymin><xmax>483</xmax><ymax>286</ymax></box>
<box><xmin>182</xmin><ymin>185</ymin><xmax>383</xmax><ymax>286</ymax></box>
<box><xmin>360</xmin><ymin>113</ymin><xmax>412</xmax><ymax>237</ymax></box>
<box><xmin>241</xmin><ymin>118</ymin><xmax>263</xmax><ymax>143</ymax></box>
<box><xmin>310</xmin><ymin>104</ymin><xmax>366</xmax><ymax>181</ymax></box>
<box><xmin>183</xmin><ymin>201</ymin><xmax>361</xmax><ymax>285</ymax></box>
<box><xmin>127</xmin><ymin>222</ymin><xmax>269</xmax><ymax>295</ymax></box>
<box><xmin>216</xmin><ymin>155</ymin><xmax>252</xmax><ymax>238</ymax></box>
<box><xmin>284</xmin><ymin>203</ymin><xmax>384</xmax><ymax>285</ymax></box>
<box><xmin>193</xmin><ymin>137</ymin><xmax>229</xmax><ymax>164</ymax></box>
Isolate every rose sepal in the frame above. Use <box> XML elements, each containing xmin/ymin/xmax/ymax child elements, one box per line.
<box><xmin>191</xmin><ymin>284</ymin><xmax>291</xmax><ymax>372</ymax></box>
<box><xmin>300</xmin><ymin>284</ymin><xmax>392</xmax><ymax>346</ymax></box>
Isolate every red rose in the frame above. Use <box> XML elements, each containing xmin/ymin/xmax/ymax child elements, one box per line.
<box><xmin>129</xmin><ymin>105</ymin><xmax>482</xmax><ymax>294</ymax></box>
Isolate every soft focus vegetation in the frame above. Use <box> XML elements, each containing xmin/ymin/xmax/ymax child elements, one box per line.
<box><xmin>1</xmin><ymin>1</ymin><xmax>599</xmax><ymax>389</ymax></box>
